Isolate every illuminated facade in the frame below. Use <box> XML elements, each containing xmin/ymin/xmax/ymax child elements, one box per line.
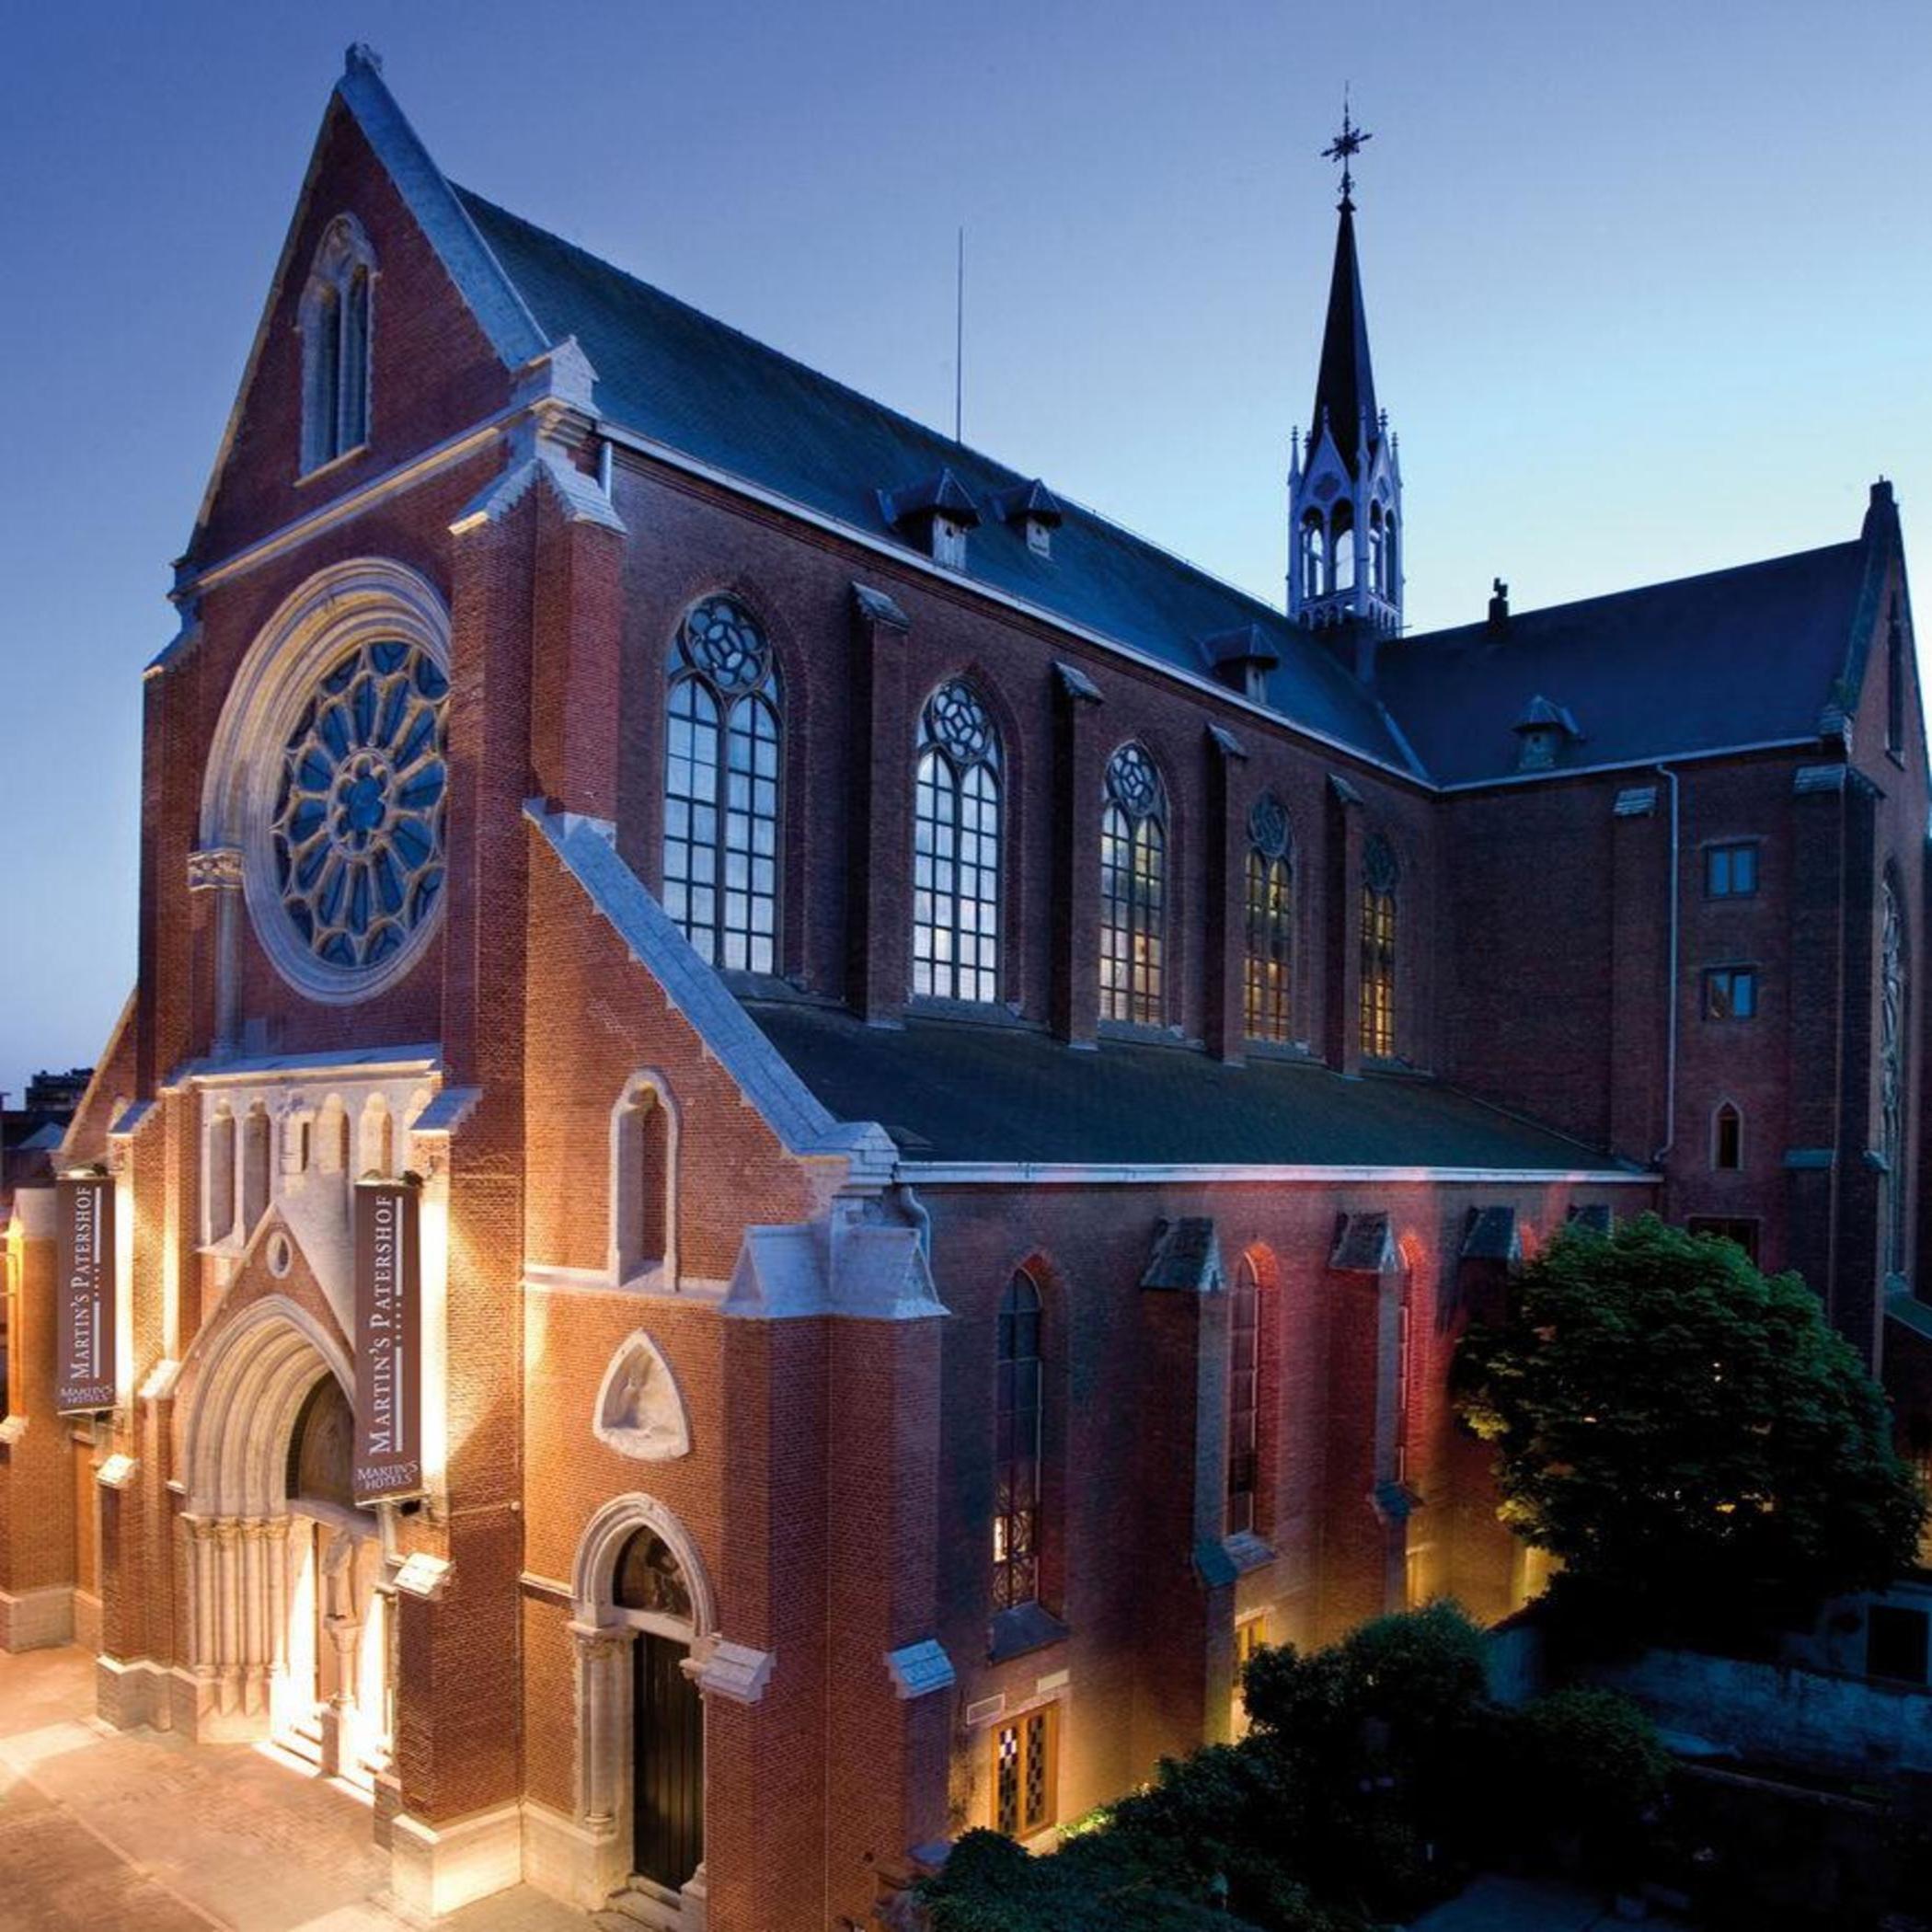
<box><xmin>2</xmin><ymin>48</ymin><xmax>1926</xmax><ymax>1932</ymax></box>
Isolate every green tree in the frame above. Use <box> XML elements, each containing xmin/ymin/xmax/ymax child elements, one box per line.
<box><xmin>1455</xmin><ymin>1214</ymin><xmax>1925</xmax><ymax>1634</ymax></box>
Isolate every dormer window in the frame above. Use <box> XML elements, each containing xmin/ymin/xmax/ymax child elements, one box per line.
<box><xmin>1512</xmin><ymin>696</ymin><xmax>1581</xmax><ymax>774</ymax></box>
<box><xmin>881</xmin><ymin>469</ymin><xmax>980</xmax><ymax>571</ymax></box>
<box><xmin>988</xmin><ymin>478</ymin><xmax>1064</xmax><ymax>560</ymax></box>
<box><xmin>1200</xmin><ymin>624</ymin><xmax>1281</xmax><ymax>706</ymax></box>
<box><xmin>299</xmin><ymin>214</ymin><xmax>375</xmax><ymax>474</ymax></box>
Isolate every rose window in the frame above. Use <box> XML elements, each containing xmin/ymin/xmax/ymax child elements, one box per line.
<box><xmin>270</xmin><ymin>640</ymin><xmax>449</xmax><ymax>972</ymax></box>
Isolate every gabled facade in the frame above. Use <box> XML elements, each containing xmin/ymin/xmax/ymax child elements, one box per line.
<box><xmin>2</xmin><ymin>47</ymin><xmax>1926</xmax><ymax>1931</ymax></box>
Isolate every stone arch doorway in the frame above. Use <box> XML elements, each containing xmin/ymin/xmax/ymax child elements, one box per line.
<box><xmin>571</xmin><ymin>1495</ymin><xmax>716</xmax><ymax>1920</ymax></box>
<box><xmin>176</xmin><ymin>1297</ymin><xmax>391</xmax><ymax>1785</ymax></box>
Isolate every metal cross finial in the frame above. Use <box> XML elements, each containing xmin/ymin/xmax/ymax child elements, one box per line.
<box><xmin>1321</xmin><ymin>89</ymin><xmax>1372</xmax><ymax>209</ymax></box>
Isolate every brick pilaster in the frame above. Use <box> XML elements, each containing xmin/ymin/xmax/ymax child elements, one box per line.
<box><xmin>1323</xmin><ymin>775</ymin><xmax>1366</xmax><ymax>1075</ymax></box>
<box><xmin>1050</xmin><ymin>662</ymin><xmax>1105</xmax><ymax>1047</ymax></box>
<box><xmin>1204</xmin><ymin>726</ymin><xmax>1248</xmax><ymax>1064</ymax></box>
<box><xmin>1607</xmin><ymin>786</ymin><xmax>1668</xmax><ymax>1165</ymax></box>
<box><xmin>847</xmin><ymin>585</ymin><xmax>914</xmax><ymax>1025</ymax></box>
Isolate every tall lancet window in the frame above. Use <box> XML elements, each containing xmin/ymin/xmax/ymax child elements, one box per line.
<box><xmin>1226</xmin><ymin>1254</ymin><xmax>1261</xmax><ymax>1536</ymax></box>
<box><xmin>1099</xmin><ymin>744</ymin><xmax>1167</xmax><ymax>1025</ymax></box>
<box><xmin>914</xmin><ymin>680</ymin><xmax>1002</xmax><ymax>1003</ymax></box>
<box><xmin>994</xmin><ymin>1270</ymin><xmax>1044</xmax><ymax>1612</ymax></box>
<box><xmin>1360</xmin><ymin>833</ymin><xmax>1398</xmax><ymax>1059</ymax></box>
<box><xmin>663</xmin><ymin>594</ymin><xmax>781</xmax><ymax>973</ymax></box>
<box><xmin>299</xmin><ymin>215</ymin><xmax>375</xmax><ymax>473</ymax></box>
<box><xmin>1882</xmin><ymin>880</ymin><xmax>1908</xmax><ymax>1275</ymax></box>
<box><xmin>1245</xmin><ymin>793</ymin><xmax>1294</xmax><ymax>1042</ymax></box>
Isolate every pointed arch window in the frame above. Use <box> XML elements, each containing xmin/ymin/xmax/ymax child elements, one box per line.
<box><xmin>1100</xmin><ymin>744</ymin><xmax>1167</xmax><ymax>1025</ymax></box>
<box><xmin>994</xmin><ymin>1270</ymin><xmax>1043</xmax><ymax>1612</ymax></box>
<box><xmin>1245</xmin><ymin>793</ymin><xmax>1294</xmax><ymax>1042</ymax></box>
<box><xmin>663</xmin><ymin>595</ymin><xmax>781</xmax><ymax>973</ymax></box>
<box><xmin>1360</xmin><ymin>833</ymin><xmax>1398</xmax><ymax>1059</ymax></box>
<box><xmin>914</xmin><ymin>681</ymin><xmax>1002</xmax><ymax>1003</ymax></box>
<box><xmin>1713</xmin><ymin>1102</ymin><xmax>1743</xmax><ymax>1172</ymax></box>
<box><xmin>299</xmin><ymin>215</ymin><xmax>374</xmax><ymax>473</ymax></box>
<box><xmin>1882</xmin><ymin>880</ymin><xmax>1908</xmax><ymax>1274</ymax></box>
<box><xmin>1226</xmin><ymin>1255</ymin><xmax>1261</xmax><ymax>1535</ymax></box>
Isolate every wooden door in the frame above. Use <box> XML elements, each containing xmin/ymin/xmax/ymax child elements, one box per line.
<box><xmin>632</xmin><ymin>1633</ymin><xmax>703</xmax><ymax>1891</ymax></box>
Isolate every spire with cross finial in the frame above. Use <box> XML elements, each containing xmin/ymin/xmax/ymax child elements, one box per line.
<box><xmin>1321</xmin><ymin>89</ymin><xmax>1372</xmax><ymax>211</ymax></box>
<box><xmin>1288</xmin><ymin>95</ymin><xmax>1402</xmax><ymax>650</ymax></box>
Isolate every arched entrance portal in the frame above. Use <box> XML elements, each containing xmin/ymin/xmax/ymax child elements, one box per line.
<box><xmin>276</xmin><ymin>1374</ymin><xmax>388</xmax><ymax>1781</ymax></box>
<box><xmin>177</xmin><ymin>1299</ymin><xmax>392</xmax><ymax>1785</ymax></box>
<box><xmin>615</xmin><ymin>1528</ymin><xmax>704</xmax><ymax>1897</ymax></box>
<box><xmin>570</xmin><ymin>1495</ymin><xmax>715</xmax><ymax>1920</ymax></box>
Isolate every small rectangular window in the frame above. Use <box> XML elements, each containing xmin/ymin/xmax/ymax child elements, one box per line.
<box><xmin>1868</xmin><ymin>1604</ymin><xmax>1929</xmax><ymax>1685</ymax></box>
<box><xmin>1687</xmin><ymin>1216</ymin><xmax>1760</xmax><ymax>1264</ymax></box>
<box><xmin>1706</xmin><ymin>843</ymin><xmax>1759</xmax><ymax>898</ymax></box>
<box><xmin>993</xmin><ymin>1704</ymin><xmax>1057</xmax><ymax>1838</ymax></box>
<box><xmin>1702</xmin><ymin>966</ymin><xmax>1757</xmax><ymax>1019</ymax></box>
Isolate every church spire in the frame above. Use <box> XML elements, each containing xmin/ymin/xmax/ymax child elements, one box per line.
<box><xmin>1312</xmin><ymin>97</ymin><xmax>1378</xmax><ymax>476</ymax></box>
<box><xmin>1288</xmin><ymin>98</ymin><xmax>1402</xmax><ymax>645</ymax></box>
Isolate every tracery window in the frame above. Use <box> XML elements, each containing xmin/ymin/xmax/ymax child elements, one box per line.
<box><xmin>1360</xmin><ymin>834</ymin><xmax>1398</xmax><ymax>1058</ymax></box>
<box><xmin>300</xmin><ymin>215</ymin><xmax>374</xmax><ymax>473</ymax></box>
<box><xmin>1245</xmin><ymin>793</ymin><xmax>1294</xmax><ymax>1041</ymax></box>
<box><xmin>993</xmin><ymin>1270</ymin><xmax>1043</xmax><ymax>1612</ymax></box>
<box><xmin>1882</xmin><ymin>880</ymin><xmax>1908</xmax><ymax>1273</ymax></box>
<box><xmin>1226</xmin><ymin>1255</ymin><xmax>1260</xmax><ymax>1536</ymax></box>
<box><xmin>271</xmin><ymin>639</ymin><xmax>449</xmax><ymax>975</ymax></box>
<box><xmin>1099</xmin><ymin>743</ymin><xmax>1166</xmax><ymax>1025</ymax></box>
<box><xmin>663</xmin><ymin>595</ymin><xmax>781</xmax><ymax>973</ymax></box>
<box><xmin>914</xmin><ymin>681</ymin><xmax>1002</xmax><ymax>1002</ymax></box>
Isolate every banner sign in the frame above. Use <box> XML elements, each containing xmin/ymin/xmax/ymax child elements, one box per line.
<box><xmin>352</xmin><ymin>1179</ymin><xmax>424</xmax><ymax>1504</ymax></box>
<box><xmin>55</xmin><ymin>1175</ymin><xmax>117</xmax><ymax>1413</ymax></box>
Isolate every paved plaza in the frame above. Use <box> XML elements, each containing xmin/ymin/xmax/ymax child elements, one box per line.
<box><xmin>0</xmin><ymin>1646</ymin><xmax>590</xmax><ymax>1932</ymax></box>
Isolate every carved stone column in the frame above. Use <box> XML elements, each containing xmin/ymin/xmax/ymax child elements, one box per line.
<box><xmin>569</xmin><ymin>1620</ymin><xmax>635</xmax><ymax>1903</ymax></box>
<box><xmin>188</xmin><ymin>848</ymin><xmax>246</xmax><ymax>1058</ymax></box>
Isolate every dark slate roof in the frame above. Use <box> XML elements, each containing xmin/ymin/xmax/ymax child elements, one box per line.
<box><xmin>1310</xmin><ymin>201</ymin><xmax>1380</xmax><ymax>473</ymax></box>
<box><xmin>742</xmin><ymin>1002</ymin><xmax>1639</xmax><ymax>1171</ymax></box>
<box><xmin>455</xmin><ymin>189</ymin><xmax>1412</xmax><ymax>770</ymax></box>
<box><xmin>1374</xmin><ymin>542</ymin><xmax>1867</xmax><ymax>786</ymax></box>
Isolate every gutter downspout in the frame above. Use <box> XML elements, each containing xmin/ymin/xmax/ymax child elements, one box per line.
<box><xmin>1653</xmin><ymin>764</ymin><xmax>1681</xmax><ymax>1167</ymax></box>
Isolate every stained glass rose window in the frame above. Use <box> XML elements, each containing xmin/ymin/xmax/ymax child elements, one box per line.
<box><xmin>270</xmin><ymin>640</ymin><xmax>449</xmax><ymax>975</ymax></box>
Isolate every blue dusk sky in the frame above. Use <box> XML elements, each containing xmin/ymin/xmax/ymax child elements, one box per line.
<box><xmin>3</xmin><ymin>1</ymin><xmax>1929</xmax><ymax>1099</ymax></box>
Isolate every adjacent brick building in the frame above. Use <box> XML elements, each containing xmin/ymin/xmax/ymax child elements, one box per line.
<box><xmin>2</xmin><ymin>49</ymin><xmax>1925</xmax><ymax>1930</ymax></box>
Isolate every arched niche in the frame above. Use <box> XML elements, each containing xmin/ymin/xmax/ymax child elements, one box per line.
<box><xmin>593</xmin><ymin>1332</ymin><xmax>692</xmax><ymax>1462</ymax></box>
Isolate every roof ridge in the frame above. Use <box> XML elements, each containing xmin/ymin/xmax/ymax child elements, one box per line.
<box><xmin>1402</xmin><ymin>537</ymin><xmax>1864</xmax><ymax>643</ymax></box>
<box><xmin>453</xmin><ymin>185</ymin><xmax>1309</xmax><ymax>646</ymax></box>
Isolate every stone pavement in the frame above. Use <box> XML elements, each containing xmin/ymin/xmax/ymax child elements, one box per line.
<box><xmin>0</xmin><ymin>1645</ymin><xmax>592</xmax><ymax>1932</ymax></box>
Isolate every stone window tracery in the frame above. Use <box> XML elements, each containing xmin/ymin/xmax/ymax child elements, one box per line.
<box><xmin>994</xmin><ymin>1270</ymin><xmax>1043</xmax><ymax>1613</ymax></box>
<box><xmin>663</xmin><ymin>595</ymin><xmax>780</xmax><ymax>973</ymax></box>
<box><xmin>1099</xmin><ymin>743</ymin><xmax>1166</xmax><ymax>1025</ymax></box>
<box><xmin>914</xmin><ymin>680</ymin><xmax>1002</xmax><ymax>1003</ymax></box>
<box><xmin>1226</xmin><ymin>1254</ymin><xmax>1260</xmax><ymax>1535</ymax></box>
<box><xmin>1361</xmin><ymin>833</ymin><xmax>1398</xmax><ymax>1058</ymax></box>
<box><xmin>1245</xmin><ymin>793</ymin><xmax>1294</xmax><ymax>1042</ymax></box>
<box><xmin>270</xmin><ymin>640</ymin><xmax>449</xmax><ymax>977</ymax></box>
<box><xmin>300</xmin><ymin>215</ymin><xmax>374</xmax><ymax>473</ymax></box>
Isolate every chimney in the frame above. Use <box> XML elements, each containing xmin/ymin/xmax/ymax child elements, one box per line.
<box><xmin>1487</xmin><ymin>577</ymin><xmax>1510</xmax><ymax>638</ymax></box>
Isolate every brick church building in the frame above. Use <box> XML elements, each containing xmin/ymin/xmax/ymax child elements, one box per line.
<box><xmin>4</xmin><ymin>48</ymin><xmax>1926</xmax><ymax>1929</ymax></box>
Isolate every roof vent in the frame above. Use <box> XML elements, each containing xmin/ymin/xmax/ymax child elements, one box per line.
<box><xmin>1487</xmin><ymin>577</ymin><xmax>1510</xmax><ymax>638</ymax></box>
<box><xmin>988</xmin><ymin>478</ymin><xmax>1064</xmax><ymax>558</ymax></box>
<box><xmin>880</xmin><ymin>469</ymin><xmax>980</xmax><ymax>571</ymax></box>
<box><xmin>1512</xmin><ymin>695</ymin><xmax>1581</xmax><ymax>773</ymax></box>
